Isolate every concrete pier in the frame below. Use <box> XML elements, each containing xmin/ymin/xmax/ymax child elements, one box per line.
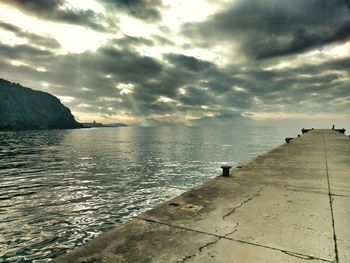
<box><xmin>54</xmin><ymin>129</ymin><xmax>350</xmax><ymax>263</ymax></box>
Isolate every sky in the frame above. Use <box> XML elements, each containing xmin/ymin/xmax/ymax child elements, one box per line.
<box><xmin>0</xmin><ymin>0</ymin><xmax>349</xmax><ymax>125</ymax></box>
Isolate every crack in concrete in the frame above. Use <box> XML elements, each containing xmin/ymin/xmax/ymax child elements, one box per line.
<box><xmin>177</xmin><ymin>223</ymin><xmax>240</xmax><ymax>262</ymax></box>
<box><xmin>323</xmin><ymin>135</ymin><xmax>339</xmax><ymax>263</ymax></box>
<box><xmin>177</xmin><ymin>238</ymin><xmax>221</xmax><ymax>263</ymax></box>
<box><xmin>224</xmin><ymin>223</ymin><xmax>239</xmax><ymax>237</ymax></box>
<box><xmin>292</xmin><ymin>224</ymin><xmax>315</xmax><ymax>231</ymax></box>
<box><xmin>285</xmin><ymin>186</ymin><xmax>328</xmax><ymax>196</ymax></box>
<box><xmin>140</xmin><ymin>218</ymin><xmax>332</xmax><ymax>262</ymax></box>
<box><xmin>224</xmin><ymin>237</ymin><xmax>332</xmax><ymax>262</ymax></box>
<box><xmin>280</xmin><ymin>250</ymin><xmax>320</xmax><ymax>260</ymax></box>
<box><xmin>140</xmin><ymin>217</ymin><xmax>222</xmax><ymax>238</ymax></box>
<box><xmin>222</xmin><ymin>187</ymin><xmax>264</xmax><ymax>220</ymax></box>
<box><xmin>331</xmin><ymin>193</ymin><xmax>349</xmax><ymax>197</ymax></box>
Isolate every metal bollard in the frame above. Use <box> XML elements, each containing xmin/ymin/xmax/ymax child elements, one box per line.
<box><xmin>285</xmin><ymin>137</ymin><xmax>294</xmax><ymax>143</ymax></box>
<box><xmin>221</xmin><ymin>165</ymin><xmax>232</xmax><ymax>177</ymax></box>
<box><xmin>302</xmin><ymin>128</ymin><xmax>313</xmax><ymax>134</ymax></box>
<box><xmin>335</xmin><ymin>128</ymin><xmax>346</xmax><ymax>134</ymax></box>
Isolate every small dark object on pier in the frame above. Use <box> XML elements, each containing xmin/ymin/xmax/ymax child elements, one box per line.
<box><xmin>298</xmin><ymin>134</ymin><xmax>301</xmax><ymax>137</ymax></box>
<box><xmin>285</xmin><ymin>137</ymin><xmax>294</xmax><ymax>143</ymax></box>
<box><xmin>168</xmin><ymin>203</ymin><xmax>181</xmax><ymax>207</ymax></box>
<box><xmin>332</xmin><ymin>125</ymin><xmax>335</xmax><ymax>130</ymax></box>
<box><xmin>301</xmin><ymin>128</ymin><xmax>313</xmax><ymax>134</ymax></box>
<box><xmin>334</xmin><ymin>128</ymin><xmax>346</xmax><ymax>134</ymax></box>
<box><xmin>221</xmin><ymin>165</ymin><xmax>232</xmax><ymax>177</ymax></box>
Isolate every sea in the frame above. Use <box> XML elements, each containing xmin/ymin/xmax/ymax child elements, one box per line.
<box><xmin>0</xmin><ymin>125</ymin><xmax>300</xmax><ymax>262</ymax></box>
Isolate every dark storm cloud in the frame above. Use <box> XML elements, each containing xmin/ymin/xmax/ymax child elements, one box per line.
<box><xmin>0</xmin><ymin>0</ymin><xmax>162</xmax><ymax>31</ymax></box>
<box><xmin>0</xmin><ymin>21</ymin><xmax>21</xmax><ymax>32</ymax></box>
<box><xmin>0</xmin><ymin>0</ymin><xmax>108</xmax><ymax>31</ymax></box>
<box><xmin>53</xmin><ymin>9</ymin><xmax>107</xmax><ymax>31</ymax></box>
<box><xmin>257</xmin><ymin>70</ymin><xmax>349</xmax><ymax>113</ymax></box>
<box><xmin>184</xmin><ymin>0</ymin><xmax>350</xmax><ymax>59</ymax></box>
<box><xmin>99</xmin><ymin>0</ymin><xmax>162</xmax><ymax>22</ymax></box>
<box><xmin>2</xmin><ymin>0</ymin><xmax>63</xmax><ymax>13</ymax></box>
<box><xmin>96</xmin><ymin>45</ymin><xmax>163</xmax><ymax>80</ymax></box>
<box><xmin>222</xmin><ymin>91</ymin><xmax>255</xmax><ymax>110</ymax></box>
<box><xmin>0</xmin><ymin>21</ymin><xmax>61</xmax><ymax>50</ymax></box>
<box><xmin>177</xmin><ymin>86</ymin><xmax>217</xmax><ymax>106</ymax></box>
<box><xmin>321</xmin><ymin>58</ymin><xmax>350</xmax><ymax>73</ymax></box>
<box><xmin>165</xmin><ymin>54</ymin><xmax>214</xmax><ymax>72</ymax></box>
<box><xmin>0</xmin><ymin>43</ymin><xmax>54</xmax><ymax>60</ymax></box>
<box><xmin>152</xmin><ymin>34</ymin><xmax>174</xmax><ymax>46</ymax></box>
<box><xmin>116</xmin><ymin>35</ymin><xmax>154</xmax><ymax>50</ymax></box>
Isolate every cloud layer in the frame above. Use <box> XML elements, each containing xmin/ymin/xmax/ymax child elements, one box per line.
<box><xmin>0</xmin><ymin>0</ymin><xmax>349</xmax><ymax>123</ymax></box>
<box><xmin>184</xmin><ymin>0</ymin><xmax>350</xmax><ymax>59</ymax></box>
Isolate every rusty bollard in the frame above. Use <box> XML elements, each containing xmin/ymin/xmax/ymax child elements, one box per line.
<box><xmin>221</xmin><ymin>165</ymin><xmax>232</xmax><ymax>177</ymax></box>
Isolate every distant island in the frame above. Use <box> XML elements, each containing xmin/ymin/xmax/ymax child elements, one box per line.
<box><xmin>0</xmin><ymin>78</ymin><xmax>82</xmax><ymax>131</ymax></box>
<box><xmin>189</xmin><ymin>112</ymin><xmax>254</xmax><ymax>126</ymax></box>
<box><xmin>132</xmin><ymin>113</ymin><xmax>254</xmax><ymax>127</ymax></box>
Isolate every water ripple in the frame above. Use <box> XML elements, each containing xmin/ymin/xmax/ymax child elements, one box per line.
<box><xmin>0</xmin><ymin>126</ymin><xmax>296</xmax><ymax>261</ymax></box>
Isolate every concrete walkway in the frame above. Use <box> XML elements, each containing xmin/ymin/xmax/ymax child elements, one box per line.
<box><xmin>54</xmin><ymin>129</ymin><xmax>350</xmax><ymax>263</ymax></box>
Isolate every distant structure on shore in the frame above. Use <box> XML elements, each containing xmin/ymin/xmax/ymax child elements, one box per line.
<box><xmin>82</xmin><ymin>121</ymin><xmax>104</xmax><ymax>128</ymax></box>
<box><xmin>0</xmin><ymin>78</ymin><xmax>82</xmax><ymax>131</ymax></box>
<box><xmin>82</xmin><ymin>121</ymin><xmax>128</xmax><ymax>128</ymax></box>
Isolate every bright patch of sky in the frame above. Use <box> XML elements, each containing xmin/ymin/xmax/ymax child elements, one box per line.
<box><xmin>0</xmin><ymin>2</ymin><xmax>113</xmax><ymax>53</ymax></box>
<box><xmin>0</xmin><ymin>30</ymin><xmax>27</xmax><ymax>46</ymax></box>
<box><xmin>65</xmin><ymin>0</ymin><xmax>104</xmax><ymax>12</ymax></box>
<box><xmin>116</xmin><ymin>83</ymin><xmax>134</xmax><ymax>95</ymax></box>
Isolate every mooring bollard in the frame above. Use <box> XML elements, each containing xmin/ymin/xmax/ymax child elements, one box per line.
<box><xmin>335</xmin><ymin>128</ymin><xmax>346</xmax><ymax>134</ymax></box>
<box><xmin>221</xmin><ymin>165</ymin><xmax>232</xmax><ymax>177</ymax></box>
<box><xmin>285</xmin><ymin>137</ymin><xmax>294</xmax><ymax>143</ymax></box>
<box><xmin>302</xmin><ymin>128</ymin><xmax>313</xmax><ymax>134</ymax></box>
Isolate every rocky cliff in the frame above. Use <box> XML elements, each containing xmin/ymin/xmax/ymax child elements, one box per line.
<box><xmin>0</xmin><ymin>78</ymin><xmax>82</xmax><ymax>130</ymax></box>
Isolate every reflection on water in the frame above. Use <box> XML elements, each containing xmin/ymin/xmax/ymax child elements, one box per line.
<box><xmin>0</xmin><ymin>126</ymin><xmax>297</xmax><ymax>261</ymax></box>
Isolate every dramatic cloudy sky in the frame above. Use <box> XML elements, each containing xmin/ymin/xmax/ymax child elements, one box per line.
<box><xmin>0</xmin><ymin>0</ymin><xmax>349</xmax><ymax>124</ymax></box>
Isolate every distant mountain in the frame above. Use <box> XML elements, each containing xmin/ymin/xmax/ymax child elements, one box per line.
<box><xmin>81</xmin><ymin>122</ymin><xmax>128</xmax><ymax>128</ymax></box>
<box><xmin>103</xmin><ymin>123</ymin><xmax>128</xmax><ymax>127</ymax></box>
<box><xmin>189</xmin><ymin>113</ymin><xmax>254</xmax><ymax>126</ymax></box>
<box><xmin>0</xmin><ymin>78</ymin><xmax>82</xmax><ymax>130</ymax></box>
<box><xmin>132</xmin><ymin>119</ymin><xmax>173</xmax><ymax>127</ymax></box>
<box><xmin>82</xmin><ymin>122</ymin><xmax>104</xmax><ymax>128</ymax></box>
<box><xmin>132</xmin><ymin>113</ymin><xmax>254</xmax><ymax>127</ymax></box>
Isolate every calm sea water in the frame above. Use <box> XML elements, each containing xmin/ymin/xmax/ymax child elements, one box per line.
<box><xmin>0</xmin><ymin>125</ymin><xmax>299</xmax><ymax>262</ymax></box>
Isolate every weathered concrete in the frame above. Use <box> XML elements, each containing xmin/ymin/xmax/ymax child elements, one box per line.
<box><xmin>53</xmin><ymin>129</ymin><xmax>350</xmax><ymax>263</ymax></box>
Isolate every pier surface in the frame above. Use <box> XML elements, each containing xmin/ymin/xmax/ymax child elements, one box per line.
<box><xmin>54</xmin><ymin>129</ymin><xmax>350</xmax><ymax>263</ymax></box>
